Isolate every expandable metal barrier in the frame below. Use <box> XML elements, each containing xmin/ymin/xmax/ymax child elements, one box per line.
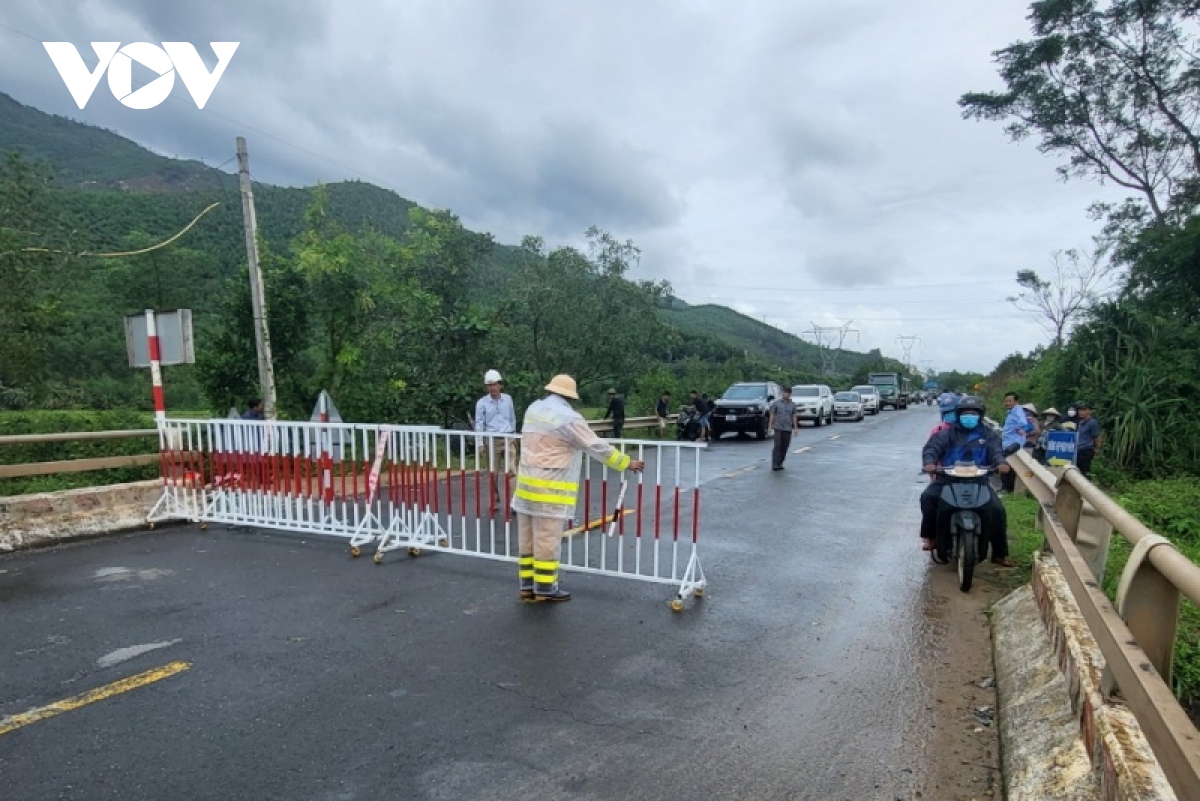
<box><xmin>148</xmin><ymin>418</ymin><xmax>707</xmax><ymax>609</ymax></box>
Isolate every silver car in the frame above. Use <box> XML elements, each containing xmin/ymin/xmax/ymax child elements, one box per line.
<box><xmin>850</xmin><ymin>385</ymin><xmax>880</xmax><ymax>415</ymax></box>
<box><xmin>833</xmin><ymin>391</ymin><xmax>865</xmax><ymax>422</ymax></box>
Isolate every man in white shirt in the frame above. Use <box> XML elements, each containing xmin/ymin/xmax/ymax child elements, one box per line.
<box><xmin>475</xmin><ymin>369</ymin><xmax>518</xmax><ymax>510</ymax></box>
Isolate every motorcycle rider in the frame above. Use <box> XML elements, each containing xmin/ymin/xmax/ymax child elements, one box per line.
<box><xmin>919</xmin><ymin>396</ymin><xmax>1015</xmax><ymax>567</ymax></box>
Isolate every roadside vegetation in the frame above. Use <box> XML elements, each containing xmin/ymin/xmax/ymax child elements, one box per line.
<box><xmin>965</xmin><ymin>0</ymin><xmax>1200</xmax><ymax>718</ymax></box>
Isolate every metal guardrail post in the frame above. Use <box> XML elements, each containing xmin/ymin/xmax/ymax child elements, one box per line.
<box><xmin>1114</xmin><ymin>538</ymin><xmax>1181</xmax><ymax>689</ymax></box>
<box><xmin>1054</xmin><ymin>476</ymin><xmax>1083</xmax><ymax>544</ymax></box>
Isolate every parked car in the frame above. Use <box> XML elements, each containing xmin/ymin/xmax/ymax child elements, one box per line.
<box><xmin>792</xmin><ymin>384</ymin><xmax>834</xmax><ymax>427</ymax></box>
<box><xmin>851</xmin><ymin>385</ymin><xmax>880</xmax><ymax>415</ymax></box>
<box><xmin>710</xmin><ymin>381</ymin><xmax>783</xmax><ymax>440</ymax></box>
<box><xmin>833</xmin><ymin>391</ymin><xmax>865</xmax><ymax>422</ymax></box>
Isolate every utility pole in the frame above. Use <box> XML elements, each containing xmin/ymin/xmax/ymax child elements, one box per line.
<box><xmin>236</xmin><ymin>136</ymin><xmax>278</xmax><ymax>419</ymax></box>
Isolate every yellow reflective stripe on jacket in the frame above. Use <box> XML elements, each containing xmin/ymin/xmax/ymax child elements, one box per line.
<box><xmin>518</xmin><ymin>475</ymin><xmax>579</xmax><ymax>491</ymax></box>
<box><xmin>514</xmin><ymin>488</ymin><xmax>576</xmax><ymax>505</ymax></box>
<box><xmin>605</xmin><ymin>449</ymin><xmax>631</xmax><ymax>470</ymax></box>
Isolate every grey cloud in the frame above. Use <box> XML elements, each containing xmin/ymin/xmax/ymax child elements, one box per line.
<box><xmin>804</xmin><ymin>249</ymin><xmax>904</xmax><ymax>288</ymax></box>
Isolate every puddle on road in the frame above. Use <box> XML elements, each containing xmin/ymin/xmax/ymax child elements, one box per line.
<box><xmin>94</xmin><ymin>567</ymin><xmax>175</xmax><ymax>583</ymax></box>
<box><xmin>97</xmin><ymin>639</ymin><xmax>181</xmax><ymax>668</ymax></box>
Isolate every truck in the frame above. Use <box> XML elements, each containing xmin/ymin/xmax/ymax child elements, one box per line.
<box><xmin>868</xmin><ymin>372</ymin><xmax>911</xmax><ymax>410</ymax></box>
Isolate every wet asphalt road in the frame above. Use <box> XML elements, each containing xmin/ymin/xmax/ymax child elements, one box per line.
<box><xmin>1</xmin><ymin>406</ymin><xmax>943</xmax><ymax>801</ymax></box>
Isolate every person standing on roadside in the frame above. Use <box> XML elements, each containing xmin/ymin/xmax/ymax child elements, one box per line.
<box><xmin>1074</xmin><ymin>402</ymin><xmax>1103</xmax><ymax>477</ymax></box>
<box><xmin>689</xmin><ymin>390</ymin><xmax>710</xmax><ymax>441</ymax></box>
<box><xmin>1000</xmin><ymin>392</ymin><xmax>1029</xmax><ymax>493</ymax></box>
<box><xmin>475</xmin><ymin>369</ymin><xmax>518</xmax><ymax>509</ymax></box>
<box><xmin>242</xmin><ymin>398</ymin><xmax>264</xmax><ymax>420</ymax></box>
<box><xmin>768</xmin><ymin>386</ymin><xmax>799</xmax><ymax>471</ymax></box>
<box><xmin>513</xmin><ymin>375</ymin><xmax>644</xmax><ymax>602</ymax></box>
<box><xmin>603</xmin><ymin>388</ymin><xmax>626</xmax><ymax>439</ymax></box>
<box><xmin>655</xmin><ymin>390</ymin><xmax>671</xmax><ymax>439</ymax></box>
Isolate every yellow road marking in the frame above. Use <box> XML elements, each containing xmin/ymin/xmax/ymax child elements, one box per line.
<box><xmin>722</xmin><ymin>465</ymin><xmax>758</xmax><ymax>479</ymax></box>
<box><xmin>563</xmin><ymin>510</ymin><xmax>633</xmax><ymax>537</ymax></box>
<box><xmin>0</xmin><ymin>661</ymin><xmax>191</xmax><ymax>736</ymax></box>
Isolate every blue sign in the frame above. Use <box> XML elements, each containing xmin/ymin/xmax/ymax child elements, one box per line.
<box><xmin>1045</xmin><ymin>430</ymin><xmax>1077</xmax><ymax>466</ymax></box>
<box><xmin>924</xmin><ymin>380</ymin><xmax>939</xmax><ymax>389</ymax></box>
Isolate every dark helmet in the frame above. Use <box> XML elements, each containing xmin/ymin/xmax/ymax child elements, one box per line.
<box><xmin>956</xmin><ymin>395</ymin><xmax>985</xmax><ymax>415</ymax></box>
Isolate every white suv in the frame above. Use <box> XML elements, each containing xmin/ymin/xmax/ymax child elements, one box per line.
<box><xmin>792</xmin><ymin>384</ymin><xmax>834</xmax><ymax>427</ymax></box>
<box><xmin>851</xmin><ymin>385</ymin><xmax>880</xmax><ymax>415</ymax></box>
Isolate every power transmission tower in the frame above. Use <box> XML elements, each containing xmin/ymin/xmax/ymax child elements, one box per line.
<box><xmin>236</xmin><ymin>136</ymin><xmax>278</xmax><ymax>419</ymax></box>
<box><xmin>803</xmin><ymin>321</ymin><xmax>860</xmax><ymax>375</ymax></box>
<box><xmin>896</xmin><ymin>335</ymin><xmax>920</xmax><ymax>374</ymax></box>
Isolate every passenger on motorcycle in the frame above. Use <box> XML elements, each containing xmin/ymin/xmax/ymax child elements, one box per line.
<box><xmin>929</xmin><ymin>397</ymin><xmax>957</xmax><ymax>439</ymax></box>
<box><xmin>919</xmin><ymin>396</ymin><xmax>1015</xmax><ymax>567</ymax></box>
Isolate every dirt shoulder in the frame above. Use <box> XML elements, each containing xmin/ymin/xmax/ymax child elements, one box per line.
<box><xmin>913</xmin><ymin>558</ymin><xmax>1014</xmax><ymax>800</ymax></box>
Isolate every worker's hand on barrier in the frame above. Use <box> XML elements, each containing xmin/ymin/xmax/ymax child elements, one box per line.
<box><xmin>628</xmin><ymin>460</ymin><xmax>646</xmax><ymax>472</ymax></box>
<box><xmin>922</xmin><ymin>463</ymin><xmax>936</xmax><ymax>474</ymax></box>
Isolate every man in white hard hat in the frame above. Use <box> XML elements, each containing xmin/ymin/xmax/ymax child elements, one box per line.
<box><xmin>475</xmin><ymin>369</ymin><xmax>518</xmax><ymax>510</ymax></box>
<box><xmin>513</xmin><ymin>374</ymin><xmax>644</xmax><ymax>602</ymax></box>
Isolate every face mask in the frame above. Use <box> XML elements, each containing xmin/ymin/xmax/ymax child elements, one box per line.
<box><xmin>959</xmin><ymin>413</ymin><xmax>980</xmax><ymax>429</ymax></box>
<box><xmin>1067</xmin><ymin>410</ymin><xmax>1077</xmax><ymax>417</ymax></box>
<box><xmin>942</xmin><ymin>412</ymin><xmax>956</xmax><ymax>424</ymax></box>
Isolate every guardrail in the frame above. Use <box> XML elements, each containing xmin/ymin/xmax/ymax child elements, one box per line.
<box><xmin>0</xmin><ymin>429</ymin><xmax>160</xmax><ymax>479</ymax></box>
<box><xmin>1008</xmin><ymin>448</ymin><xmax>1200</xmax><ymax>796</ymax></box>
<box><xmin>0</xmin><ymin>416</ymin><xmax>676</xmax><ymax>481</ymax></box>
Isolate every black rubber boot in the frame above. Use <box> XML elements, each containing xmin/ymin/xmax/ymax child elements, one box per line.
<box><xmin>519</xmin><ymin>578</ymin><xmax>534</xmax><ymax>600</ymax></box>
<box><xmin>531</xmin><ymin>583</ymin><xmax>571</xmax><ymax>603</ymax></box>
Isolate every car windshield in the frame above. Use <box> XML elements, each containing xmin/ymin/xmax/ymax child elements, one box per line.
<box><xmin>835</xmin><ymin>393</ymin><xmax>859</xmax><ymax>401</ymax></box>
<box><xmin>852</xmin><ymin>386</ymin><xmax>876</xmax><ymax>395</ymax></box>
<box><xmin>791</xmin><ymin>387</ymin><xmax>819</xmax><ymax>397</ymax></box>
<box><xmin>722</xmin><ymin>385</ymin><xmax>767</xmax><ymax>400</ymax></box>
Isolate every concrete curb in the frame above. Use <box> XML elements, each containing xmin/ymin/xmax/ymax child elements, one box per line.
<box><xmin>0</xmin><ymin>480</ymin><xmax>161</xmax><ymax>552</ymax></box>
<box><xmin>994</xmin><ymin>584</ymin><xmax>1099</xmax><ymax>799</ymax></box>
<box><xmin>1029</xmin><ymin>553</ymin><xmax>1177</xmax><ymax>801</ymax></box>
<box><xmin>994</xmin><ymin>552</ymin><xmax>1178</xmax><ymax>799</ymax></box>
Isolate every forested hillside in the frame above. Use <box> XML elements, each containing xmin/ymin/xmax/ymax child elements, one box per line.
<box><xmin>0</xmin><ymin>91</ymin><xmax>908</xmax><ymax>422</ymax></box>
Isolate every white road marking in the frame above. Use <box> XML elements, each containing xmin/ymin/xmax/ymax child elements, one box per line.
<box><xmin>97</xmin><ymin>640</ymin><xmax>181</xmax><ymax>668</ymax></box>
<box><xmin>793</xmin><ymin>446</ymin><xmax>812</xmax><ymax>454</ymax></box>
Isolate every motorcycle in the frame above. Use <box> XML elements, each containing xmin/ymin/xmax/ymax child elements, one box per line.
<box><xmin>676</xmin><ymin>405</ymin><xmax>703</xmax><ymax>442</ymax></box>
<box><xmin>931</xmin><ymin>461</ymin><xmax>993</xmax><ymax>592</ymax></box>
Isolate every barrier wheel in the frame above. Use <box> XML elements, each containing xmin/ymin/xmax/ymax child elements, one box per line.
<box><xmin>199</xmin><ymin>523</ymin><xmax>208</xmax><ymax>531</ymax></box>
<box><xmin>373</xmin><ymin>553</ymin><xmax>383</xmax><ymax>565</ymax></box>
<box><xmin>693</xmin><ymin>588</ymin><xmax>705</xmax><ymax>598</ymax></box>
<box><xmin>147</xmin><ymin>522</ymin><xmax>156</xmax><ymax>530</ymax></box>
<box><xmin>670</xmin><ymin>599</ymin><xmax>684</xmax><ymax>612</ymax></box>
<box><xmin>438</xmin><ymin>538</ymin><xmax>449</xmax><ymax>548</ymax></box>
<box><xmin>407</xmin><ymin>547</ymin><xmax>421</xmax><ymax>558</ymax></box>
<box><xmin>350</xmin><ymin>546</ymin><xmax>361</xmax><ymax>558</ymax></box>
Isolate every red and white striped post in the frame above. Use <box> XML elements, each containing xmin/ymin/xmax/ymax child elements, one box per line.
<box><xmin>145</xmin><ymin>308</ymin><xmax>167</xmax><ymax>423</ymax></box>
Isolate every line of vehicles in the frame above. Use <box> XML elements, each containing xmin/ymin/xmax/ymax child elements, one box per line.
<box><xmin>685</xmin><ymin>373</ymin><xmax>915</xmax><ymax>441</ymax></box>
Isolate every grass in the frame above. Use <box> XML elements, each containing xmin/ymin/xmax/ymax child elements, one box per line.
<box><xmin>1002</xmin><ymin>488</ymin><xmax>1200</xmax><ymax>722</ymax></box>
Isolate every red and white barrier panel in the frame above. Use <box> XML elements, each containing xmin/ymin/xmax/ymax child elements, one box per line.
<box><xmin>147</xmin><ymin>420</ymin><xmax>707</xmax><ymax>608</ymax></box>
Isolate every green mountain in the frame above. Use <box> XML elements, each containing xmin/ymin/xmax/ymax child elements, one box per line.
<box><xmin>0</xmin><ymin>90</ymin><xmax>901</xmax><ymax>411</ymax></box>
<box><xmin>659</xmin><ymin>304</ymin><xmax>882</xmax><ymax>376</ymax></box>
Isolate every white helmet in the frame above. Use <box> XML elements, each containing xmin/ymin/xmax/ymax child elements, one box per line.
<box><xmin>484</xmin><ymin>369</ymin><xmax>502</xmax><ymax>384</ymax></box>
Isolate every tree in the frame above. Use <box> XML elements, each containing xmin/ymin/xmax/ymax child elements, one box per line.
<box><xmin>1008</xmin><ymin>246</ymin><xmax>1118</xmax><ymax>346</ymax></box>
<box><xmin>960</xmin><ymin>0</ymin><xmax>1200</xmax><ymax>228</ymax></box>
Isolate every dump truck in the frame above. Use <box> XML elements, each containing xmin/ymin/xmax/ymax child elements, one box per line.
<box><xmin>868</xmin><ymin>372</ymin><xmax>910</xmax><ymax>410</ymax></box>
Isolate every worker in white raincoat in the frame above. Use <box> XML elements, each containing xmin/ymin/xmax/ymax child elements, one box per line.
<box><xmin>513</xmin><ymin>374</ymin><xmax>644</xmax><ymax>602</ymax></box>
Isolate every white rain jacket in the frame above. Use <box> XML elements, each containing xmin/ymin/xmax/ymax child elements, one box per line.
<box><xmin>511</xmin><ymin>394</ymin><xmax>632</xmax><ymax>519</ymax></box>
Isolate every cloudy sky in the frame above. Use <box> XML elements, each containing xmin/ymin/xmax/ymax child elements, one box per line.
<box><xmin>1</xmin><ymin>1</ymin><xmax>1132</xmax><ymax>374</ymax></box>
